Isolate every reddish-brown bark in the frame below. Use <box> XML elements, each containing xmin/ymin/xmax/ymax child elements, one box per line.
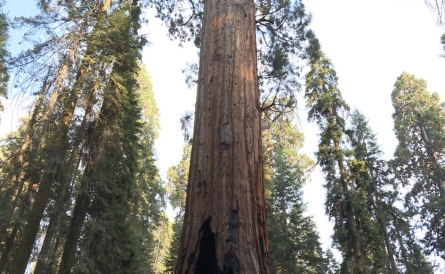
<box><xmin>175</xmin><ymin>0</ymin><xmax>269</xmax><ymax>273</ymax></box>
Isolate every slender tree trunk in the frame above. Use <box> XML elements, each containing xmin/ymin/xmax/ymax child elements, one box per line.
<box><xmin>333</xmin><ymin>138</ymin><xmax>363</xmax><ymax>274</ymax></box>
<box><xmin>376</xmin><ymin>200</ymin><xmax>398</xmax><ymax>274</ymax></box>
<box><xmin>0</xmin><ymin>69</ymin><xmax>51</xmax><ymax>244</ymax></box>
<box><xmin>58</xmin><ymin>93</ymin><xmax>114</xmax><ymax>273</ymax></box>
<box><xmin>57</xmin><ymin>192</ymin><xmax>89</xmax><ymax>274</ymax></box>
<box><xmin>33</xmin><ymin>103</ymin><xmax>92</xmax><ymax>274</ymax></box>
<box><xmin>367</xmin><ymin>166</ymin><xmax>398</xmax><ymax>274</ymax></box>
<box><xmin>395</xmin><ymin>229</ymin><xmax>412</xmax><ymax>273</ymax></box>
<box><xmin>8</xmin><ymin>23</ymin><xmax>102</xmax><ymax>274</ymax></box>
<box><xmin>176</xmin><ymin>0</ymin><xmax>269</xmax><ymax>273</ymax></box>
<box><xmin>417</xmin><ymin>114</ymin><xmax>445</xmax><ymax>196</ymax></box>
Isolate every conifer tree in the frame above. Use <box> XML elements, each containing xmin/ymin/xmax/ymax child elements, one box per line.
<box><xmin>263</xmin><ymin>114</ymin><xmax>329</xmax><ymax>273</ymax></box>
<box><xmin>349</xmin><ymin>110</ymin><xmax>433</xmax><ymax>274</ymax></box>
<box><xmin>164</xmin><ymin>143</ymin><xmax>190</xmax><ymax>272</ymax></box>
<box><xmin>0</xmin><ymin>2</ymin><xmax>8</xmax><ymax>112</ymax></box>
<box><xmin>166</xmin><ymin>117</ymin><xmax>332</xmax><ymax>273</ymax></box>
<box><xmin>152</xmin><ymin>0</ymin><xmax>313</xmax><ymax>271</ymax></box>
<box><xmin>391</xmin><ymin>72</ymin><xmax>445</xmax><ymax>259</ymax></box>
<box><xmin>0</xmin><ymin>0</ymin><xmax>166</xmax><ymax>273</ymax></box>
<box><xmin>305</xmin><ymin>35</ymin><xmax>384</xmax><ymax>273</ymax></box>
<box><xmin>2</xmin><ymin>1</ymin><xmax>117</xmax><ymax>271</ymax></box>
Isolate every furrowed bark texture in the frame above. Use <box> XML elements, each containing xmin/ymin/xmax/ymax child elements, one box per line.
<box><xmin>176</xmin><ymin>0</ymin><xmax>269</xmax><ymax>273</ymax></box>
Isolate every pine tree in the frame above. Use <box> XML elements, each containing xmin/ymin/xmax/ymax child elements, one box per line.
<box><xmin>3</xmin><ymin>2</ymin><xmax>117</xmax><ymax>272</ymax></box>
<box><xmin>131</xmin><ymin>64</ymin><xmax>165</xmax><ymax>274</ymax></box>
<box><xmin>166</xmin><ymin>142</ymin><xmax>191</xmax><ymax>216</ymax></box>
<box><xmin>166</xmin><ymin>0</ymin><xmax>270</xmax><ymax>271</ymax></box>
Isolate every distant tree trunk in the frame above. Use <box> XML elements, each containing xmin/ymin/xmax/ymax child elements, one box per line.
<box><xmin>9</xmin><ymin>25</ymin><xmax>100</xmax><ymax>274</ymax></box>
<box><xmin>175</xmin><ymin>0</ymin><xmax>269</xmax><ymax>273</ymax></box>
<box><xmin>331</xmin><ymin>110</ymin><xmax>363</xmax><ymax>274</ymax></box>
<box><xmin>417</xmin><ymin>113</ymin><xmax>445</xmax><ymax>196</ymax></box>
<box><xmin>57</xmin><ymin>182</ymin><xmax>89</xmax><ymax>274</ymax></box>
<box><xmin>33</xmin><ymin>101</ymin><xmax>92</xmax><ymax>274</ymax></box>
<box><xmin>0</xmin><ymin>70</ymin><xmax>50</xmax><ymax>245</ymax></box>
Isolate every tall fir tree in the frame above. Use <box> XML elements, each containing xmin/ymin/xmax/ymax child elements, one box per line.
<box><xmin>305</xmin><ymin>34</ymin><xmax>393</xmax><ymax>273</ymax></box>
<box><xmin>349</xmin><ymin>110</ymin><xmax>433</xmax><ymax>274</ymax></box>
<box><xmin>263</xmin><ymin>113</ymin><xmax>330</xmax><ymax>274</ymax></box>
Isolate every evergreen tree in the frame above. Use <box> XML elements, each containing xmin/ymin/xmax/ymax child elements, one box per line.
<box><xmin>164</xmin><ymin>143</ymin><xmax>190</xmax><ymax>273</ymax></box>
<box><xmin>166</xmin><ymin>142</ymin><xmax>191</xmax><ymax>216</ymax></box>
<box><xmin>0</xmin><ymin>1</ymin><xmax>8</xmax><ymax>112</ymax></box>
<box><xmin>391</xmin><ymin>72</ymin><xmax>445</xmax><ymax>259</ymax></box>
<box><xmin>131</xmin><ymin>64</ymin><xmax>165</xmax><ymax>274</ymax></box>
<box><xmin>151</xmin><ymin>213</ymin><xmax>173</xmax><ymax>274</ymax></box>
<box><xmin>151</xmin><ymin>0</ymin><xmax>313</xmax><ymax>271</ymax></box>
<box><xmin>0</xmin><ymin>0</ymin><xmax>166</xmax><ymax>273</ymax></box>
<box><xmin>165</xmin><ymin>216</ymin><xmax>184</xmax><ymax>274</ymax></box>
<box><xmin>349</xmin><ymin>110</ymin><xmax>433</xmax><ymax>274</ymax></box>
<box><xmin>305</xmin><ymin>35</ymin><xmax>384</xmax><ymax>273</ymax></box>
<box><xmin>166</xmin><ymin>115</ymin><xmax>332</xmax><ymax>273</ymax></box>
<box><xmin>263</xmin><ymin>114</ymin><xmax>329</xmax><ymax>273</ymax></box>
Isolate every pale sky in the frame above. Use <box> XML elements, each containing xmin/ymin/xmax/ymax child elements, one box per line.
<box><xmin>2</xmin><ymin>0</ymin><xmax>445</xmax><ymax>268</ymax></box>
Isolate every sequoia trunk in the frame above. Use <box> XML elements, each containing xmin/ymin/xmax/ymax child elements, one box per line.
<box><xmin>175</xmin><ymin>0</ymin><xmax>269</xmax><ymax>273</ymax></box>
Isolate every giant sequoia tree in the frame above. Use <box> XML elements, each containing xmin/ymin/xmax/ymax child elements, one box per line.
<box><xmin>153</xmin><ymin>0</ymin><xmax>312</xmax><ymax>272</ymax></box>
<box><xmin>391</xmin><ymin>72</ymin><xmax>445</xmax><ymax>259</ymax></box>
<box><xmin>174</xmin><ymin>1</ymin><xmax>269</xmax><ymax>272</ymax></box>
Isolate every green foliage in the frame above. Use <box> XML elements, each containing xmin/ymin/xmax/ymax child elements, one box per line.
<box><xmin>305</xmin><ymin>34</ymin><xmax>403</xmax><ymax>273</ymax></box>
<box><xmin>164</xmin><ymin>141</ymin><xmax>191</xmax><ymax>273</ymax></box>
<box><xmin>263</xmin><ymin>112</ymin><xmax>331</xmax><ymax>273</ymax></box>
<box><xmin>349</xmin><ymin>110</ymin><xmax>433</xmax><ymax>274</ymax></box>
<box><xmin>153</xmin><ymin>0</ymin><xmax>312</xmax><ymax>122</ymax></box>
<box><xmin>391</xmin><ymin>72</ymin><xmax>445</xmax><ymax>259</ymax></box>
<box><xmin>0</xmin><ymin>2</ymin><xmax>8</xmax><ymax>112</ymax></box>
<box><xmin>166</xmin><ymin>142</ymin><xmax>191</xmax><ymax>215</ymax></box>
<box><xmin>164</xmin><ymin>215</ymin><xmax>183</xmax><ymax>273</ymax></box>
<box><xmin>0</xmin><ymin>1</ymin><xmax>165</xmax><ymax>273</ymax></box>
<box><xmin>149</xmin><ymin>213</ymin><xmax>173</xmax><ymax>274</ymax></box>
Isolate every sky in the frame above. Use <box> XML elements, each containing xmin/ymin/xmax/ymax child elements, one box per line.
<box><xmin>2</xmin><ymin>0</ymin><xmax>445</xmax><ymax>266</ymax></box>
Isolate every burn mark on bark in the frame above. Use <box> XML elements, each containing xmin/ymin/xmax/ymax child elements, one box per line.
<box><xmin>187</xmin><ymin>252</ymin><xmax>195</xmax><ymax>269</ymax></box>
<box><xmin>259</xmin><ymin>236</ymin><xmax>266</xmax><ymax>259</ymax></box>
<box><xmin>223</xmin><ymin>251</ymin><xmax>241</xmax><ymax>274</ymax></box>
<box><xmin>226</xmin><ymin>210</ymin><xmax>238</xmax><ymax>243</ymax></box>
<box><xmin>195</xmin><ymin>217</ymin><xmax>219</xmax><ymax>274</ymax></box>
